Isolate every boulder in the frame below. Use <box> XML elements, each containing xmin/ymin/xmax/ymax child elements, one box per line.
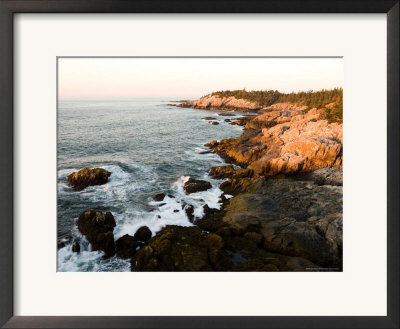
<box><xmin>133</xmin><ymin>226</ymin><xmax>152</xmax><ymax>242</ymax></box>
<box><xmin>202</xmin><ymin>116</ymin><xmax>216</xmax><ymax>120</ymax></box>
<box><xmin>67</xmin><ymin>168</ymin><xmax>111</xmax><ymax>191</ymax></box>
<box><xmin>209</xmin><ymin>121</ymin><xmax>219</xmax><ymax>125</ymax></box>
<box><xmin>183</xmin><ymin>178</ymin><xmax>212</xmax><ymax>194</ymax></box>
<box><xmin>72</xmin><ymin>242</ymin><xmax>80</xmax><ymax>253</ymax></box>
<box><xmin>76</xmin><ymin>209</ymin><xmax>116</xmax><ymax>257</ymax></box>
<box><xmin>116</xmin><ymin>234</ymin><xmax>142</xmax><ymax>259</ymax></box>
<box><xmin>153</xmin><ymin>193</ymin><xmax>166</xmax><ymax>201</ymax></box>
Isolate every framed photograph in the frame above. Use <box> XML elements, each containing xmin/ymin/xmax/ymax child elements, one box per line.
<box><xmin>1</xmin><ymin>0</ymin><xmax>398</xmax><ymax>328</ymax></box>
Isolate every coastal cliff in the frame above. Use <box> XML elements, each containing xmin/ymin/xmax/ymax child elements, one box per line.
<box><xmin>179</xmin><ymin>95</ymin><xmax>260</xmax><ymax>112</ymax></box>
<box><xmin>66</xmin><ymin>89</ymin><xmax>343</xmax><ymax>271</ymax></box>
<box><xmin>129</xmin><ymin>89</ymin><xmax>343</xmax><ymax>271</ymax></box>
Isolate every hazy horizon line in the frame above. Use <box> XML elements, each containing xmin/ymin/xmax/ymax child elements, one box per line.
<box><xmin>58</xmin><ymin>86</ymin><xmax>343</xmax><ymax>102</ymax></box>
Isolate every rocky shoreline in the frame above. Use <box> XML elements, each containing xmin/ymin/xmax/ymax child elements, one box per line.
<box><xmin>62</xmin><ymin>93</ymin><xmax>343</xmax><ymax>271</ymax></box>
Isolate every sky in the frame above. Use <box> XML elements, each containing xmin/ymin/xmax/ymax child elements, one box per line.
<box><xmin>58</xmin><ymin>57</ymin><xmax>343</xmax><ymax>100</ymax></box>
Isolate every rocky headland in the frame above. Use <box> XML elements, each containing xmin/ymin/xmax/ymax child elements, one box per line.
<box><xmin>65</xmin><ymin>89</ymin><xmax>343</xmax><ymax>271</ymax></box>
<box><xmin>138</xmin><ymin>89</ymin><xmax>343</xmax><ymax>271</ymax></box>
<box><xmin>178</xmin><ymin>95</ymin><xmax>260</xmax><ymax>112</ymax></box>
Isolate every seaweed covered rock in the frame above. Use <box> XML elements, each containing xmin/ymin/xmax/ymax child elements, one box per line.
<box><xmin>77</xmin><ymin>209</ymin><xmax>116</xmax><ymax>257</ymax></box>
<box><xmin>183</xmin><ymin>178</ymin><xmax>212</xmax><ymax>194</ymax></box>
<box><xmin>67</xmin><ymin>168</ymin><xmax>111</xmax><ymax>191</ymax></box>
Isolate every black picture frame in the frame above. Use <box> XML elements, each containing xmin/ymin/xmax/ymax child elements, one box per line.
<box><xmin>0</xmin><ymin>1</ymin><xmax>398</xmax><ymax>328</ymax></box>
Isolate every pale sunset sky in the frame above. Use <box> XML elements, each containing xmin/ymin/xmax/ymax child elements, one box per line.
<box><xmin>58</xmin><ymin>57</ymin><xmax>343</xmax><ymax>100</ymax></box>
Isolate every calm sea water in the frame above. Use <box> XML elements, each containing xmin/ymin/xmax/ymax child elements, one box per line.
<box><xmin>57</xmin><ymin>99</ymin><xmax>243</xmax><ymax>271</ymax></box>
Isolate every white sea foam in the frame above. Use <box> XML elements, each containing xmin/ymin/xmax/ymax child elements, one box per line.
<box><xmin>58</xmin><ymin>246</ymin><xmax>130</xmax><ymax>272</ymax></box>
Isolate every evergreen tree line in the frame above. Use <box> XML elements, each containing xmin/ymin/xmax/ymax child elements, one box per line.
<box><xmin>208</xmin><ymin>88</ymin><xmax>343</xmax><ymax>123</ymax></box>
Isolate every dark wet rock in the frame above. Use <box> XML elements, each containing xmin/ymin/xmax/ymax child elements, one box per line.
<box><xmin>173</xmin><ymin>209</ymin><xmax>179</xmax><ymax>213</ymax></box>
<box><xmin>203</xmin><ymin>204</ymin><xmax>218</xmax><ymax>217</ymax></box>
<box><xmin>224</xmin><ymin>119</ymin><xmax>232</xmax><ymax>122</ymax></box>
<box><xmin>199</xmin><ymin>150</ymin><xmax>213</xmax><ymax>154</ymax></box>
<box><xmin>158</xmin><ymin>203</ymin><xmax>166</xmax><ymax>207</ymax></box>
<box><xmin>77</xmin><ymin>209</ymin><xmax>116</xmax><ymax>257</ymax></box>
<box><xmin>183</xmin><ymin>204</ymin><xmax>195</xmax><ymax>222</ymax></box>
<box><xmin>67</xmin><ymin>168</ymin><xmax>111</xmax><ymax>191</ymax></box>
<box><xmin>131</xmin><ymin>225</ymin><xmax>318</xmax><ymax>271</ymax></box>
<box><xmin>72</xmin><ymin>242</ymin><xmax>80</xmax><ymax>253</ymax></box>
<box><xmin>133</xmin><ymin>226</ymin><xmax>152</xmax><ymax>242</ymax></box>
<box><xmin>153</xmin><ymin>193</ymin><xmax>166</xmax><ymax>201</ymax></box>
<box><xmin>202</xmin><ymin>116</ymin><xmax>216</xmax><ymax>120</ymax></box>
<box><xmin>183</xmin><ymin>178</ymin><xmax>212</xmax><ymax>194</ymax></box>
<box><xmin>223</xmin><ymin>236</ymin><xmax>316</xmax><ymax>271</ymax></box>
<box><xmin>218</xmin><ymin>113</ymin><xmax>236</xmax><ymax>116</ymax></box>
<box><xmin>116</xmin><ymin>234</ymin><xmax>142</xmax><ymax>259</ymax></box>
<box><xmin>210</xmin><ymin>121</ymin><xmax>219</xmax><ymax>125</ymax></box>
<box><xmin>157</xmin><ymin>215</ymin><xmax>161</xmax><ymax>219</ymax></box>
<box><xmin>131</xmin><ymin>226</ymin><xmax>228</xmax><ymax>271</ymax></box>
<box><xmin>168</xmin><ymin>194</ymin><xmax>175</xmax><ymax>198</ymax></box>
<box><xmin>230</xmin><ymin>117</ymin><xmax>252</xmax><ymax>126</ymax></box>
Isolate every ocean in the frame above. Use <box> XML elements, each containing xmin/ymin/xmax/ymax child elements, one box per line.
<box><xmin>57</xmin><ymin>98</ymin><xmax>244</xmax><ymax>271</ymax></box>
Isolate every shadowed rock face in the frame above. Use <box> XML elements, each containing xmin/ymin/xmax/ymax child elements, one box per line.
<box><xmin>221</xmin><ymin>177</ymin><xmax>342</xmax><ymax>267</ymax></box>
<box><xmin>116</xmin><ymin>234</ymin><xmax>143</xmax><ymax>259</ymax></box>
<box><xmin>77</xmin><ymin>209</ymin><xmax>116</xmax><ymax>257</ymax></box>
<box><xmin>67</xmin><ymin>168</ymin><xmax>111</xmax><ymax>191</ymax></box>
<box><xmin>183</xmin><ymin>178</ymin><xmax>212</xmax><ymax>194</ymax></box>
<box><xmin>115</xmin><ymin>226</ymin><xmax>152</xmax><ymax>259</ymax></box>
<box><xmin>131</xmin><ymin>224</ymin><xmax>320</xmax><ymax>272</ymax></box>
<box><xmin>126</xmin><ymin>98</ymin><xmax>342</xmax><ymax>271</ymax></box>
<box><xmin>131</xmin><ymin>226</ymin><xmax>226</xmax><ymax>271</ymax></box>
